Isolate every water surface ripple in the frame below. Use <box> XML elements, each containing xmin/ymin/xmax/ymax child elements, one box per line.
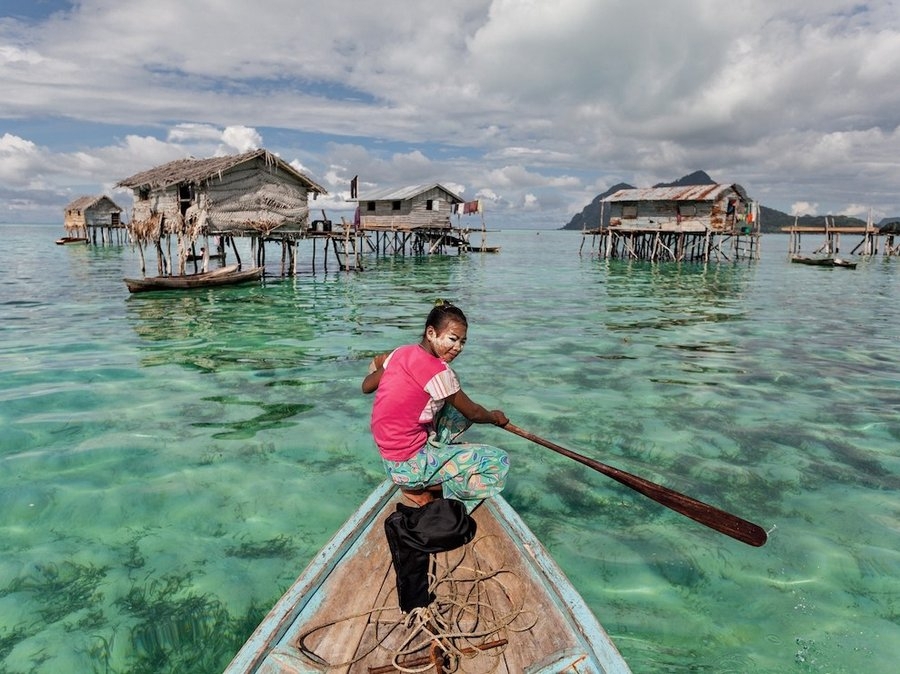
<box><xmin>1</xmin><ymin>226</ymin><xmax>898</xmax><ymax>673</ymax></box>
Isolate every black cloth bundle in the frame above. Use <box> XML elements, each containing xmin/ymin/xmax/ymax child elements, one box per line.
<box><xmin>384</xmin><ymin>498</ymin><xmax>477</xmax><ymax>612</ymax></box>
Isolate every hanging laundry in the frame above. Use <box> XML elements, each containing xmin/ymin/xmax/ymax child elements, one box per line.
<box><xmin>463</xmin><ymin>199</ymin><xmax>482</xmax><ymax>215</ymax></box>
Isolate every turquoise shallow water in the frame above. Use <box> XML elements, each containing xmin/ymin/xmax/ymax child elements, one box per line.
<box><xmin>1</xmin><ymin>225</ymin><xmax>898</xmax><ymax>673</ymax></box>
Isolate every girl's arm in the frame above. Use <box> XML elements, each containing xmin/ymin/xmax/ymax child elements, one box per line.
<box><xmin>446</xmin><ymin>388</ymin><xmax>508</xmax><ymax>426</ymax></box>
<box><xmin>361</xmin><ymin>353</ymin><xmax>389</xmax><ymax>394</ymax></box>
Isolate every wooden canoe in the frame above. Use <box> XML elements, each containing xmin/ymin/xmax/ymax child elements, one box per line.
<box><xmin>55</xmin><ymin>236</ymin><xmax>89</xmax><ymax>245</ymax></box>
<box><xmin>123</xmin><ymin>265</ymin><xmax>263</xmax><ymax>293</ymax></box>
<box><xmin>224</xmin><ymin>480</ymin><xmax>631</xmax><ymax>674</ymax></box>
<box><xmin>790</xmin><ymin>255</ymin><xmax>833</xmax><ymax>266</ymax></box>
<box><xmin>790</xmin><ymin>255</ymin><xmax>857</xmax><ymax>268</ymax></box>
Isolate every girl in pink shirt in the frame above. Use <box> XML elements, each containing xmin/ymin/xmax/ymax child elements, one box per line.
<box><xmin>362</xmin><ymin>301</ymin><xmax>509</xmax><ymax>512</ymax></box>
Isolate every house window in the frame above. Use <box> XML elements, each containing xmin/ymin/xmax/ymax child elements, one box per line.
<box><xmin>138</xmin><ymin>187</ymin><xmax>150</xmax><ymax>201</ymax></box>
<box><xmin>678</xmin><ymin>204</ymin><xmax>697</xmax><ymax>216</ymax></box>
<box><xmin>392</xmin><ymin>201</ymin><xmax>401</xmax><ymax>211</ymax></box>
<box><xmin>367</xmin><ymin>201</ymin><xmax>376</xmax><ymax>211</ymax></box>
<box><xmin>426</xmin><ymin>199</ymin><xmax>433</xmax><ymax>210</ymax></box>
<box><xmin>622</xmin><ymin>205</ymin><xmax>638</xmax><ymax>219</ymax></box>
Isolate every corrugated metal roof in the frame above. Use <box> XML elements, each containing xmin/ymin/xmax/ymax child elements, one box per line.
<box><xmin>359</xmin><ymin>183</ymin><xmax>463</xmax><ymax>203</ymax></box>
<box><xmin>605</xmin><ymin>184</ymin><xmax>748</xmax><ymax>203</ymax></box>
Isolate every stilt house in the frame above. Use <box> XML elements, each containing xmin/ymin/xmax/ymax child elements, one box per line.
<box><xmin>588</xmin><ymin>183</ymin><xmax>760</xmax><ymax>262</ymax></box>
<box><xmin>358</xmin><ymin>184</ymin><xmax>463</xmax><ymax>230</ymax></box>
<box><xmin>117</xmin><ymin>149</ymin><xmax>327</xmax><ymax>240</ymax></box>
<box><xmin>605</xmin><ymin>184</ymin><xmax>755</xmax><ymax>233</ymax></box>
<box><xmin>116</xmin><ymin>149</ymin><xmax>327</xmax><ymax>275</ymax></box>
<box><xmin>63</xmin><ymin>195</ymin><xmax>123</xmax><ymax>237</ymax></box>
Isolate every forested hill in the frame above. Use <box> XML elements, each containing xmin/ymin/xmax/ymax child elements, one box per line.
<box><xmin>562</xmin><ymin>182</ymin><xmax>634</xmax><ymax>231</ymax></box>
<box><xmin>754</xmin><ymin>207</ymin><xmax>868</xmax><ymax>232</ymax></box>
<box><xmin>560</xmin><ymin>171</ymin><xmax>868</xmax><ymax>233</ymax></box>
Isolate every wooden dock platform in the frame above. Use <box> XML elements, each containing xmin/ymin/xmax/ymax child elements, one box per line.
<box><xmin>781</xmin><ymin>217</ymin><xmax>893</xmax><ymax>256</ymax></box>
<box><xmin>256</xmin><ymin>222</ymin><xmax>483</xmax><ymax>275</ymax></box>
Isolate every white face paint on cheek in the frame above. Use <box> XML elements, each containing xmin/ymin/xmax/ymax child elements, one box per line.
<box><xmin>429</xmin><ymin>332</ymin><xmax>461</xmax><ymax>360</ymax></box>
<box><xmin>428</xmin><ymin>321</ymin><xmax>466</xmax><ymax>359</ymax></box>
<box><xmin>430</xmin><ymin>336</ymin><xmax>451</xmax><ymax>358</ymax></box>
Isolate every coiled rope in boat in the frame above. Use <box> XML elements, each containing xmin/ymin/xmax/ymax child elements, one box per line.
<box><xmin>297</xmin><ymin>534</ymin><xmax>537</xmax><ymax>672</ymax></box>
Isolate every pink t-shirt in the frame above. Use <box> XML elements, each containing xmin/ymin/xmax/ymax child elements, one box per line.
<box><xmin>370</xmin><ymin>344</ymin><xmax>460</xmax><ymax>461</ymax></box>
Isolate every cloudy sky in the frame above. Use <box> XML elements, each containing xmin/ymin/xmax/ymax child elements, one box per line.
<box><xmin>2</xmin><ymin>0</ymin><xmax>899</xmax><ymax>227</ymax></box>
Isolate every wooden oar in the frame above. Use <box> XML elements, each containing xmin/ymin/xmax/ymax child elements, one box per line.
<box><xmin>503</xmin><ymin>423</ymin><xmax>768</xmax><ymax>547</ymax></box>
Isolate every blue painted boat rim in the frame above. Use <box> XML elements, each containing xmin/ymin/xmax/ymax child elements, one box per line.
<box><xmin>223</xmin><ymin>479</ymin><xmax>396</xmax><ymax>673</ymax></box>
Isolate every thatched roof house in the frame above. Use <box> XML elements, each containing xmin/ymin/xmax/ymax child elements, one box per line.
<box><xmin>63</xmin><ymin>195</ymin><xmax>123</xmax><ymax>235</ymax></box>
<box><xmin>605</xmin><ymin>184</ymin><xmax>755</xmax><ymax>232</ymax></box>
<box><xmin>116</xmin><ymin>149</ymin><xmax>328</xmax><ymax>243</ymax></box>
<box><xmin>358</xmin><ymin>183</ymin><xmax>463</xmax><ymax>230</ymax></box>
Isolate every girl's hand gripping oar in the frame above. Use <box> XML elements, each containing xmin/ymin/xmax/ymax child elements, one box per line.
<box><xmin>503</xmin><ymin>423</ymin><xmax>767</xmax><ymax>547</ymax></box>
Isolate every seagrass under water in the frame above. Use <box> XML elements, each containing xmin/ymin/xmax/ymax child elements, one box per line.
<box><xmin>1</xmin><ymin>225</ymin><xmax>899</xmax><ymax>673</ymax></box>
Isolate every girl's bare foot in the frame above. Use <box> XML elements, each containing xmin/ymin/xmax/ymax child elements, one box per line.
<box><xmin>399</xmin><ymin>486</ymin><xmax>442</xmax><ymax>507</ymax></box>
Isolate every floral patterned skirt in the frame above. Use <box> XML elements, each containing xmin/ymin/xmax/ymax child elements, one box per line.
<box><xmin>382</xmin><ymin>405</ymin><xmax>509</xmax><ymax>513</ymax></box>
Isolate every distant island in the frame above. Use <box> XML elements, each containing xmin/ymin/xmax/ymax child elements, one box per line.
<box><xmin>561</xmin><ymin>170</ymin><xmax>878</xmax><ymax>233</ymax></box>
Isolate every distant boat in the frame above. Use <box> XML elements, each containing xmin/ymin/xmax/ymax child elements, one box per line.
<box><xmin>790</xmin><ymin>255</ymin><xmax>832</xmax><ymax>266</ymax></box>
<box><xmin>223</xmin><ymin>480</ymin><xmax>631</xmax><ymax>674</ymax></box>
<box><xmin>55</xmin><ymin>236</ymin><xmax>89</xmax><ymax>245</ymax></box>
<box><xmin>123</xmin><ymin>264</ymin><xmax>263</xmax><ymax>293</ymax></box>
<box><xmin>790</xmin><ymin>255</ymin><xmax>857</xmax><ymax>268</ymax></box>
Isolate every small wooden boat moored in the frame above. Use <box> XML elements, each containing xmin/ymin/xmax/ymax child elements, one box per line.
<box><xmin>790</xmin><ymin>255</ymin><xmax>856</xmax><ymax>268</ymax></box>
<box><xmin>790</xmin><ymin>255</ymin><xmax>833</xmax><ymax>266</ymax></box>
<box><xmin>55</xmin><ymin>236</ymin><xmax>89</xmax><ymax>245</ymax></box>
<box><xmin>224</xmin><ymin>480</ymin><xmax>631</xmax><ymax>673</ymax></box>
<box><xmin>123</xmin><ymin>264</ymin><xmax>263</xmax><ymax>293</ymax></box>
